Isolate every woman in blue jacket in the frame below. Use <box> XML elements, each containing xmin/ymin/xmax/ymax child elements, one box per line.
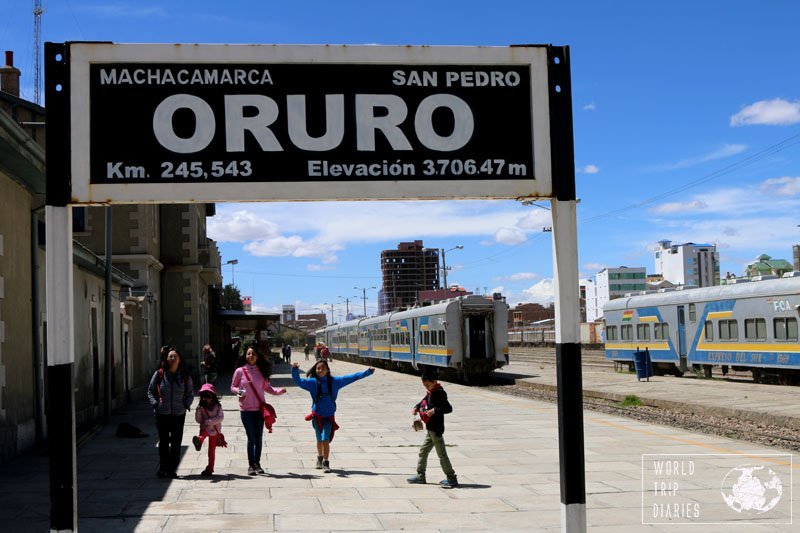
<box><xmin>147</xmin><ymin>348</ymin><xmax>194</xmax><ymax>479</ymax></box>
<box><xmin>291</xmin><ymin>360</ymin><xmax>374</xmax><ymax>472</ymax></box>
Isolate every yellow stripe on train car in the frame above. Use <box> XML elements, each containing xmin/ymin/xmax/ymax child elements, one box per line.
<box><xmin>706</xmin><ymin>311</ymin><xmax>733</xmax><ymax>319</ymax></box>
<box><xmin>604</xmin><ymin>342</ymin><xmax>670</xmax><ymax>351</ymax></box>
<box><xmin>696</xmin><ymin>340</ymin><xmax>800</xmax><ymax>353</ymax></box>
<box><xmin>638</xmin><ymin>316</ymin><xmax>658</xmax><ymax>323</ymax></box>
<box><xmin>417</xmin><ymin>348</ymin><xmax>452</xmax><ymax>356</ymax></box>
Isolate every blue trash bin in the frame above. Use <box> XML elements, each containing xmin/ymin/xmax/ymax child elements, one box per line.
<box><xmin>633</xmin><ymin>350</ymin><xmax>652</xmax><ymax>381</ymax></box>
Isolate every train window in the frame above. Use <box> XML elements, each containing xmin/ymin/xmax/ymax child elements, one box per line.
<box><xmin>718</xmin><ymin>320</ymin><xmax>738</xmax><ymax>341</ymax></box>
<box><xmin>621</xmin><ymin>324</ymin><xmax>633</xmax><ymax>340</ymax></box>
<box><xmin>704</xmin><ymin>321</ymin><xmax>713</xmax><ymax>341</ymax></box>
<box><xmin>744</xmin><ymin>318</ymin><xmax>766</xmax><ymax>341</ymax></box>
<box><xmin>636</xmin><ymin>324</ymin><xmax>650</xmax><ymax>340</ymax></box>
<box><xmin>688</xmin><ymin>304</ymin><xmax>696</xmax><ymax>322</ymax></box>
<box><xmin>774</xmin><ymin>317</ymin><xmax>798</xmax><ymax>341</ymax></box>
<box><xmin>439</xmin><ymin>330</ymin><xmax>445</xmax><ymax>346</ymax></box>
<box><xmin>423</xmin><ymin>331</ymin><xmax>429</xmax><ymax>345</ymax></box>
<box><xmin>606</xmin><ymin>326</ymin><xmax>617</xmax><ymax>340</ymax></box>
<box><xmin>653</xmin><ymin>323</ymin><xmax>668</xmax><ymax>339</ymax></box>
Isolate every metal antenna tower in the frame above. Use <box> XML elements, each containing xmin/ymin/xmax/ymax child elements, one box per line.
<box><xmin>33</xmin><ymin>0</ymin><xmax>43</xmax><ymax>105</ymax></box>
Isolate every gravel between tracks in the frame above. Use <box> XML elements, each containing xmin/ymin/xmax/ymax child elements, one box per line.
<box><xmin>483</xmin><ymin>381</ymin><xmax>800</xmax><ymax>452</ymax></box>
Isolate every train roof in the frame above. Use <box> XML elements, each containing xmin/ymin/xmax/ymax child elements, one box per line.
<box><xmin>603</xmin><ymin>276</ymin><xmax>800</xmax><ymax>312</ymax></box>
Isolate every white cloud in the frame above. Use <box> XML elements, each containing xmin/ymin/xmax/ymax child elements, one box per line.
<box><xmin>648</xmin><ymin>144</ymin><xmax>748</xmax><ymax>172</ymax></box>
<box><xmin>496</xmin><ymin>272</ymin><xmax>539</xmax><ymax>282</ymax></box>
<box><xmin>479</xmin><ymin>240</ymin><xmax>495</xmax><ymax>246</ymax></box>
<box><xmin>521</xmin><ymin>279</ymin><xmax>555</xmax><ymax>305</ymax></box>
<box><xmin>515</xmin><ymin>209</ymin><xmax>551</xmax><ymax>230</ymax></box>
<box><xmin>244</xmin><ymin>236</ymin><xmax>343</xmax><ymax>259</ymax></box>
<box><xmin>583</xmin><ymin>102</ymin><xmax>596</xmax><ymax>111</ymax></box>
<box><xmin>577</xmin><ymin>164</ymin><xmax>599</xmax><ymax>174</ymax></box>
<box><xmin>495</xmin><ymin>227</ymin><xmax>527</xmax><ymax>245</ymax></box>
<box><xmin>583</xmin><ymin>262</ymin><xmax>606</xmax><ymax>271</ymax></box>
<box><xmin>730</xmin><ymin>98</ymin><xmax>800</xmax><ymax>126</ymax></box>
<box><xmin>650</xmin><ymin>200</ymin><xmax>708</xmax><ymax>215</ymax></box>
<box><xmin>760</xmin><ymin>176</ymin><xmax>800</xmax><ymax>196</ymax></box>
<box><xmin>307</xmin><ymin>264</ymin><xmax>335</xmax><ymax>271</ymax></box>
<box><xmin>208</xmin><ymin>210</ymin><xmax>279</xmax><ymax>243</ymax></box>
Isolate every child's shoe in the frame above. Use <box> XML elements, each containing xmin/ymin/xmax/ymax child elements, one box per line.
<box><xmin>254</xmin><ymin>463</ymin><xmax>266</xmax><ymax>475</ymax></box>
<box><xmin>247</xmin><ymin>464</ymin><xmax>257</xmax><ymax>476</ymax></box>
<box><xmin>315</xmin><ymin>456</ymin><xmax>324</xmax><ymax>469</ymax></box>
<box><xmin>439</xmin><ymin>477</ymin><xmax>458</xmax><ymax>488</ymax></box>
<box><xmin>200</xmin><ymin>467</ymin><xmax>213</xmax><ymax>477</ymax></box>
<box><xmin>406</xmin><ymin>474</ymin><xmax>426</xmax><ymax>484</ymax></box>
<box><xmin>192</xmin><ymin>436</ymin><xmax>202</xmax><ymax>451</ymax></box>
<box><xmin>322</xmin><ymin>460</ymin><xmax>331</xmax><ymax>473</ymax></box>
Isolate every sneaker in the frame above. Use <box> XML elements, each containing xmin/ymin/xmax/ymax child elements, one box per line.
<box><xmin>254</xmin><ymin>463</ymin><xmax>266</xmax><ymax>475</ymax></box>
<box><xmin>247</xmin><ymin>464</ymin><xmax>257</xmax><ymax>476</ymax></box>
<box><xmin>192</xmin><ymin>436</ymin><xmax>202</xmax><ymax>451</ymax></box>
<box><xmin>200</xmin><ymin>468</ymin><xmax>213</xmax><ymax>477</ymax></box>
<box><xmin>406</xmin><ymin>474</ymin><xmax>426</xmax><ymax>484</ymax></box>
<box><xmin>315</xmin><ymin>456</ymin><xmax>324</xmax><ymax>469</ymax></box>
<box><xmin>439</xmin><ymin>478</ymin><xmax>458</xmax><ymax>488</ymax></box>
<box><xmin>322</xmin><ymin>460</ymin><xmax>331</xmax><ymax>473</ymax></box>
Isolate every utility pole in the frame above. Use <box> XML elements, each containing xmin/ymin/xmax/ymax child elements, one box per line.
<box><xmin>440</xmin><ymin>246</ymin><xmax>463</xmax><ymax>291</ymax></box>
<box><xmin>33</xmin><ymin>0</ymin><xmax>43</xmax><ymax>105</ymax></box>
<box><xmin>353</xmin><ymin>286</ymin><xmax>376</xmax><ymax>317</ymax></box>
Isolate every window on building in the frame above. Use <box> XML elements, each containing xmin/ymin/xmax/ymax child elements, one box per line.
<box><xmin>718</xmin><ymin>320</ymin><xmax>738</xmax><ymax>341</ymax></box>
<box><xmin>72</xmin><ymin>207</ymin><xmax>87</xmax><ymax>233</ymax></box>
<box><xmin>688</xmin><ymin>304</ymin><xmax>696</xmax><ymax>322</ymax></box>
<box><xmin>774</xmin><ymin>317</ymin><xmax>799</xmax><ymax>341</ymax></box>
<box><xmin>636</xmin><ymin>323</ymin><xmax>650</xmax><ymax>340</ymax></box>
<box><xmin>744</xmin><ymin>318</ymin><xmax>767</xmax><ymax>340</ymax></box>
<box><xmin>704</xmin><ymin>321</ymin><xmax>713</xmax><ymax>341</ymax></box>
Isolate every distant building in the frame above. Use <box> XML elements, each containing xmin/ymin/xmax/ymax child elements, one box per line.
<box><xmin>241</xmin><ymin>296</ymin><xmax>252</xmax><ymax>312</ymax></box>
<box><xmin>380</xmin><ymin>240</ymin><xmax>439</xmax><ymax>313</ymax></box>
<box><xmin>585</xmin><ymin>266</ymin><xmax>647</xmax><ymax>322</ymax></box>
<box><xmin>418</xmin><ymin>286</ymin><xmax>471</xmax><ymax>304</ymax></box>
<box><xmin>745</xmin><ymin>254</ymin><xmax>793</xmax><ymax>278</ymax></box>
<box><xmin>510</xmin><ymin>303</ymin><xmax>554</xmax><ymax>328</ymax></box>
<box><xmin>282</xmin><ymin>304</ymin><xmax>296</xmax><ymax>325</ymax></box>
<box><xmin>295</xmin><ymin>313</ymin><xmax>327</xmax><ymax>331</ymax></box>
<box><xmin>792</xmin><ymin>245</ymin><xmax>800</xmax><ymax>273</ymax></box>
<box><xmin>654</xmin><ymin>240</ymin><xmax>719</xmax><ymax>287</ymax></box>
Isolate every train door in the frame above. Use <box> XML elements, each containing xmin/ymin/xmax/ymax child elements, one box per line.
<box><xmin>410</xmin><ymin>318</ymin><xmax>418</xmax><ymax>369</ymax></box>
<box><xmin>677</xmin><ymin>306</ymin><xmax>687</xmax><ymax>369</ymax></box>
<box><xmin>466</xmin><ymin>315</ymin><xmax>487</xmax><ymax>359</ymax></box>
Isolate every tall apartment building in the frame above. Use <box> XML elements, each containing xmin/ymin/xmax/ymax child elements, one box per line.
<box><xmin>585</xmin><ymin>266</ymin><xmax>646</xmax><ymax>322</ymax></box>
<box><xmin>654</xmin><ymin>240</ymin><xmax>719</xmax><ymax>287</ymax></box>
<box><xmin>380</xmin><ymin>240</ymin><xmax>439</xmax><ymax>313</ymax></box>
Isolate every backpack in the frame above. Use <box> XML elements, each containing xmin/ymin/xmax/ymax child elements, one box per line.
<box><xmin>315</xmin><ymin>375</ymin><xmax>335</xmax><ymax>410</ymax></box>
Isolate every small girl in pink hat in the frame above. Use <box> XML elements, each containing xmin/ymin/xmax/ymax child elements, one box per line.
<box><xmin>193</xmin><ymin>383</ymin><xmax>224</xmax><ymax>476</ymax></box>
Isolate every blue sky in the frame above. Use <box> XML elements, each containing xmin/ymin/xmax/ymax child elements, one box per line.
<box><xmin>4</xmin><ymin>1</ymin><xmax>800</xmax><ymax>318</ymax></box>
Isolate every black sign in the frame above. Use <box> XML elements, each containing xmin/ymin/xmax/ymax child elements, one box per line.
<box><xmin>89</xmin><ymin>63</ymin><xmax>533</xmax><ymax>184</ymax></box>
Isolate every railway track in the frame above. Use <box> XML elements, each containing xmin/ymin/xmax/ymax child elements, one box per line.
<box><xmin>483</xmin><ymin>379</ymin><xmax>800</xmax><ymax>452</ymax></box>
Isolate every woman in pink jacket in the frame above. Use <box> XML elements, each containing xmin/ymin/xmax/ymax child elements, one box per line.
<box><xmin>230</xmin><ymin>345</ymin><xmax>286</xmax><ymax>475</ymax></box>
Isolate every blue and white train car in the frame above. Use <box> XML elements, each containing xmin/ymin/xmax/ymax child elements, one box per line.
<box><xmin>316</xmin><ymin>295</ymin><xmax>508</xmax><ymax>381</ymax></box>
<box><xmin>604</xmin><ymin>276</ymin><xmax>800</xmax><ymax>384</ymax></box>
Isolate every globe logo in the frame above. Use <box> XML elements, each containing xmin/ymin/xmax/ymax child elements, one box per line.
<box><xmin>720</xmin><ymin>464</ymin><xmax>783</xmax><ymax>514</ymax></box>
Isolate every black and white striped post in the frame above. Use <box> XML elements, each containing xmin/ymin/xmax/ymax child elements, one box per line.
<box><xmin>45</xmin><ymin>42</ymin><xmax>78</xmax><ymax>532</ymax></box>
<box><xmin>548</xmin><ymin>45</ymin><xmax>586</xmax><ymax>532</ymax></box>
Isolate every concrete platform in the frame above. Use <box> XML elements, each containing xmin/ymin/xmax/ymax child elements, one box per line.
<box><xmin>1</xmin><ymin>359</ymin><xmax>796</xmax><ymax>532</ymax></box>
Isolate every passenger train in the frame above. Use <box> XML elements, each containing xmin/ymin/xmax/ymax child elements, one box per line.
<box><xmin>316</xmin><ymin>295</ymin><xmax>508</xmax><ymax>381</ymax></box>
<box><xmin>604</xmin><ymin>275</ymin><xmax>800</xmax><ymax>384</ymax></box>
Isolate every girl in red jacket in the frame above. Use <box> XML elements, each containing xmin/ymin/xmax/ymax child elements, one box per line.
<box><xmin>193</xmin><ymin>383</ymin><xmax>224</xmax><ymax>476</ymax></box>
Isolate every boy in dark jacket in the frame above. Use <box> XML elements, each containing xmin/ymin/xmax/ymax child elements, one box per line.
<box><xmin>407</xmin><ymin>370</ymin><xmax>458</xmax><ymax>487</ymax></box>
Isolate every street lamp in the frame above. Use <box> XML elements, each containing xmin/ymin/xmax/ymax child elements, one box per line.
<box><xmin>225</xmin><ymin>259</ymin><xmax>238</xmax><ymax>287</ymax></box>
<box><xmin>441</xmin><ymin>246</ymin><xmax>463</xmax><ymax>291</ymax></box>
<box><xmin>353</xmin><ymin>286</ymin><xmax>376</xmax><ymax>317</ymax></box>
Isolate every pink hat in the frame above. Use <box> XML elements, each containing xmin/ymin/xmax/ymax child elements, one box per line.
<box><xmin>199</xmin><ymin>383</ymin><xmax>217</xmax><ymax>395</ymax></box>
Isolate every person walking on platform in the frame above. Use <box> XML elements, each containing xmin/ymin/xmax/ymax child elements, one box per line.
<box><xmin>304</xmin><ymin>343</ymin><xmax>311</xmax><ymax>361</ymax></box>
<box><xmin>193</xmin><ymin>383</ymin><xmax>224</xmax><ymax>476</ymax></box>
<box><xmin>147</xmin><ymin>348</ymin><xmax>194</xmax><ymax>479</ymax></box>
<box><xmin>231</xmin><ymin>345</ymin><xmax>286</xmax><ymax>476</ymax></box>
<box><xmin>407</xmin><ymin>370</ymin><xmax>458</xmax><ymax>488</ymax></box>
<box><xmin>200</xmin><ymin>344</ymin><xmax>218</xmax><ymax>386</ymax></box>
<box><xmin>282</xmin><ymin>343</ymin><xmax>292</xmax><ymax>364</ymax></box>
<box><xmin>291</xmin><ymin>360</ymin><xmax>374</xmax><ymax>473</ymax></box>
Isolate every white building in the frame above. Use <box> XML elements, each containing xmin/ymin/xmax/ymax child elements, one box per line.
<box><xmin>654</xmin><ymin>240</ymin><xmax>719</xmax><ymax>287</ymax></box>
<box><xmin>585</xmin><ymin>266</ymin><xmax>647</xmax><ymax>322</ymax></box>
